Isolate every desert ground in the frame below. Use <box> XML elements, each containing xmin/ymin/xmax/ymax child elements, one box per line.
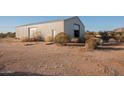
<box><xmin>0</xmin><ymin>38</ymin><xmax>124</xmax><ymax>76</ymax></box>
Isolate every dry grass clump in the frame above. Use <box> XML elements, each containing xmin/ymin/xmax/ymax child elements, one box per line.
<box><xmin>20</xmin><ymin>37</ymin><xmax>31</xmax><ymax>42</ymax></box>
<box><xmin>85</xmin><ymin>37</ymin><xmax>98</xmax><ymax>51</ymax></box>
<box><xmin>55</xmin><ymin>32</ymin><xmax>70</xmax><ymax>44</ymax></box>
<box><xmin>21</xmin><ymin>32</ymin><xmax>42</xmax><ymax>42</ymax></box>
<box><xmin>45</xmin><ymin>36</ymin><xmax>53</xmax><ymax>42</ymax></box>
<box><xmin>20</xmin><ymin>37</ymin><xmax>40</xmax><ymax>42</ymax></box>
<box><xmin>45</xmin><ymin>36</ymin><xmax>54</xmax><ymax>45</ymax></box>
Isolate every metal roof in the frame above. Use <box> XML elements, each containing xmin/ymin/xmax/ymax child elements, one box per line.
<box><xmin>16</xmin><ymin>16</ymin><xmax>78</xmax><ymax>27</ymax></box>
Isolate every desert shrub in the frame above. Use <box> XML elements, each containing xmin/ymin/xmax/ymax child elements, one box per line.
<box><xmin>85</xmin><ymin>37</ymin><xmax>98</xmax><ymax>51</ymax></box>
<box><xmin>111</xmin><ymin>32</ymin><xmax>124</xmax><ymax>42</ymax></box>
<box><xmin>0</xmin><ymin>32</ymin><xmax>15</xmax><ymax>38</ymax></box>
<box><xmin>55</xmin><ymin>32</ymin><xmax>70</xmax><ymax>44</ymax></box>
<box><xmin>0</xmin><ymin>33</ymin><xmax>7</xmax><ymax>38</ymax></box>
<box><xmin>113</xmin><ymin>33</ymin><xmax>121</xmax><ymax>42</ymax></box>
<box><xmin>6</xmin><ymin>32</ymin><xmax>15</xmax><ymax>38</ymax></box>
<box><xmin>100</xmin><ymin>32</ymin><xmax>110</xmax><ymax>42</ymax></box>
<box><xmin>45</xmin><ymin>36</ymin><xmax>53</xmax><ymax>42</ymax></box>
<box><xmin>119</xmin><ymin>32</ymin><xmax>124</xmax><ymax>42</ymax></box>
<box><xmin>21</xmin><ymin>37</ymin><xmax>41</xmax><ymax>42</ymax></box>
<box><xmin>95</xmin><ymin>38</ymin><xmax>102</xmax><ymax>45</ymax></box>
<box><xmin>85</xmin><ymin>32</ymin><xmax>95</xmax><ymax>40</ymax></box>
<box><xmin>21</xmin><ymin>31</ymin><xmax>42</xmax><ymax>42</ymax></box>
<box><xmin>109</xmin><ymin>32</ymin><xmax>117</xmax><ymax>38</ymax></box>
<box><xmin>71</xmin><ymin>37</ymin><xmax>80</xmax><ymax>43</ymax></box>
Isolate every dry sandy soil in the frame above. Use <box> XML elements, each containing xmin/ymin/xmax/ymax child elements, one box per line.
<box><xmin>0</xmin><ymin>38</ymin><xmax>124</xmax><ymax>76</ymax></box>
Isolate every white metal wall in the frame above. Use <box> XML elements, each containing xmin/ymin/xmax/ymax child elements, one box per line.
<box><xmin>16</xmin><ymin>20</ymin><xmax>64</xmax><ymax>40</ymax></box>
<box><xmin>16</xmin><ymin>26</ymin><xmax>28</xmax><ymax>39</ymax></box>
<box><xmin>16</xmin><ymin>17</ymin><xmax>85</xmax><ymax>40</ymax></box>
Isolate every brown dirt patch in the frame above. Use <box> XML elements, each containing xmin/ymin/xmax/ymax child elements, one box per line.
<box><xmin>0</xmin><ymin>38</ymin><xmax>124</xmax><ymax>76</ymax></box>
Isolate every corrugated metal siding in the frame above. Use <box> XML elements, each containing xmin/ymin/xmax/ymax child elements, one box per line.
<box><xmin>16</xmin><ymin>20</ymin><xmax>64</xmax><ymax>40</ymax></box>
<box><xmin>64</xmin><ymin>17</ymin><xmax>85</xmax><ymax>39</ymax></box>
<box><xmin>16</xmin><ymin>26</ymin><xmax>28</xmax><ymax>39</ymax></box>
<box><xmin>16</xmin><ymin>17</ymin><xmax>85</xmax><ymax>40</ymax></box>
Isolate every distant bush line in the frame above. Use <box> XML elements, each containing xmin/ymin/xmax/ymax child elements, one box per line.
<box><xmin>0</xmin><ymin>32</ymin><xmax>15</xmax><ymax>38</ymax></box>
<box><xmin>85</xmin><ymin>31</ymin><xmax>124</xmax><ymax>42</ymax></box>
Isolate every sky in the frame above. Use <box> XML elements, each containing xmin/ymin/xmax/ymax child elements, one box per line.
<box><xmin>0</xmin><ymin>16</ymin><xmax>124</xmax><ymax>32</ymax></box>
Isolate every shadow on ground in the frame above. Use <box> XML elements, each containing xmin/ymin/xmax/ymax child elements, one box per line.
<box><xmin>24</xmin><ymin>43</ymin><xmax>35</xmax><ymax>46</ymax></box>
<box><xmin>0</xmin><ymin>64</ymin><xmax>49</xmax><ymax>76</ymax></box>
<box><xmin>97</xmin><ymin>47</ymin><xmax>124</xmax><ymax>51</ymax></box>
<box><xmin>0</xmin><ymin>72</ymin><xmax>48</xmax><ymax>76</ymax></box>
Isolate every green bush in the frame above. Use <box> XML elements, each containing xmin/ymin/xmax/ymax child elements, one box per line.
<box><xmin>55</xmin><ymin>32</ymin><xmax>70</xmax><ymax>44</ymax></box>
